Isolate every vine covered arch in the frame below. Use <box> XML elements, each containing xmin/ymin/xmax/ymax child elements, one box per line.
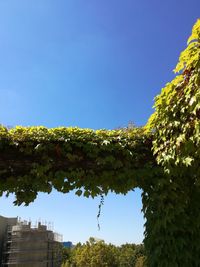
<box><xmin>0</xmin><ymin>19</ymin><xmax>200</xmax><ymax>266</ymax></box>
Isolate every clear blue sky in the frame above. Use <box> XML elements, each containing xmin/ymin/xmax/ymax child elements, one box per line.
<box><xmin>0</xmin><ymin>0</ymin><xmax>199</xmax><ymax>245</ymax></box>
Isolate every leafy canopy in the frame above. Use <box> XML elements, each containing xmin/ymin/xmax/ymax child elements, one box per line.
<box><xmin>0</xmin><ymin>125</ymin><xmax>155</xmax><ymax>205</ymax></box>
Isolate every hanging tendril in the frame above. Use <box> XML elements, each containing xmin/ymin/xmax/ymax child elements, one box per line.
<box><xmin>97</xmin><ymin>194</ymin><xmax>104</xmax><ymax>231</ymax></box>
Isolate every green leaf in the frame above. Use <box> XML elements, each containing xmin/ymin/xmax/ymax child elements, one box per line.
<box><xmin>75</xmin><ymin>190</ymin><xmax>82</xmax><ymax>196</ymax></box>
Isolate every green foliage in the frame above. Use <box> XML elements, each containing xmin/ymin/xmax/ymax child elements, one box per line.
<box><xmin>117</xmin><ymin>244</ymin><xmax>145</xmax><ymax>267</ymax></box>
<box><xmin>69</xmin><ymin>239</ymin><xmax>118</xmax><ymax>267</ymax></box>
<box><xmin>0</xmin><ymin>18</ymin><xmax>200</xmax><ymax>267</ymax></box>
<box><xmin>135</xmin><ymin>256</ymin><xmax>146</xmax><ymax>267</ymax></box>
<box><xmin>142</xmin><ymin>174</ymin><xmax>200</xmax><ymax>267</ymax></box>
<box><xmin>143</xmin><ymin>19</ymin><xmax>200</xmax><ymax>266</ymax></box>
<box><xmin>62</xmin><ymin>247</ymin><xmax>73</xmax><ymax>264</ymax></box>
<box><xmin>0</xmin><ymin>125</ymin><xmax>155</xmax><ymax>205</ymax></box>
<box><xmin>62</xmin><ymin>238</ymin><xmax>145</xmax><ymax>267</ymax></box>
<box><xmin>146</xmin><ymin>19</ymin><xmax>200</xmax><ymax>175</ymax></box>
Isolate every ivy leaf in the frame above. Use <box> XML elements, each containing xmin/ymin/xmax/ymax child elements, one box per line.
<box><xmin>75</xmin><ymin>189</ymin><xmax>82</xmax><ymax>196</ymax></box>
<box><xmin>183</xmin><ymin>157</ymin><xmax>194</xmax><ymax>167</ymax></box>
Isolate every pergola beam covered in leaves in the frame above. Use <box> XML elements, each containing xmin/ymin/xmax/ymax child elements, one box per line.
<box><xmin>0</xmin><ymin>19</ymin><xmax>200</xmax><ymax>267</ymax></box>
<box><xmin>0</xmin><ymin>126</ymin><xmax>156</xmax><ymax>205</ymax></box>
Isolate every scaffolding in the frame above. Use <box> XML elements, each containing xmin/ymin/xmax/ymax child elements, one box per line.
<box><xmin>1</xmin><ymin>218</ymin><xmax>62</xmax><ymax>267</ymax></box>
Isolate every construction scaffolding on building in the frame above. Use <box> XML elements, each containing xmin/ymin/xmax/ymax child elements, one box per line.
<box><xmin>0</xmin><ymin>216</ymin><xmax>62</xmax><ymax>267</ymax></box>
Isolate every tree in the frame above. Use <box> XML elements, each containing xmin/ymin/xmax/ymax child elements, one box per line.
<box><xmin>117</xmin><ymin>244</ymin><xmax>145</xmax><ymax>267</ymax></box>
<box><xmin>62</xmin><ymin>247</ymin><xmax>73</xmax><ymax>265</ymax></box>
<box><xmin>135</xmin><ymin>256</ymin><xmax>146</xmax><ymax>267</ymax></box>
<box><xmin>0</xmin><ymin>19</ymin><xmax>200</xmax><ymax>266</ymax></box>
<box><xmin>62</xmin><ymin>239</ymin><xmax>146</xmax><ymax>267</ymax></box>
<box><xmin>71</xmin><ymin>239</ymin><xmax>118</xmax><ymax>267</ymax></box>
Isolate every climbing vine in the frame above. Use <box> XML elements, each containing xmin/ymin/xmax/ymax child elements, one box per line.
<box><xmin>143</xmin><ymin>19</ymin><xmax>200</xmax><ymax>267</ymax></box>
<box><xmin>147</xmin><ymin>19</ymin><xmax>200</xmax><ymax>174</ymax></box>
<box><xmin>0</xmin><ymin>18</ymin><xmax>200</xmax><ymax>267</ymax></box>
<box><xmin>0</xmin><ymin>126</ymin><xmax>155</xmax><ymax>205</ymax></box>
